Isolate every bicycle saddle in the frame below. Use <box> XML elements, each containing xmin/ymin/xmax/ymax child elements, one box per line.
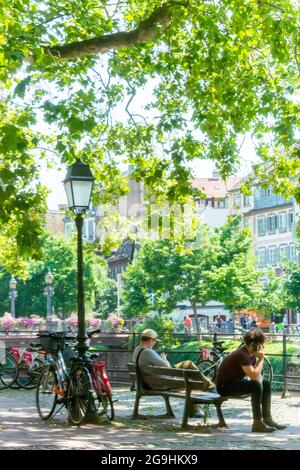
<box><xmin>29</xmin><ymin>342</ymin><xmax>42</xmax><ymax>349</ymax></box>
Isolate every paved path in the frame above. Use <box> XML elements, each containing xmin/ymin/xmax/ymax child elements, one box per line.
<box><xmin>0</xmin><ymin>388</ymin><xmax>299</xmax><ymax>450</ymax></box>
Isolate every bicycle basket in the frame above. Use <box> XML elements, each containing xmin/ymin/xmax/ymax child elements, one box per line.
<box><xmin>38</xmin><ymin>334</ymin><xmax>61</xmax><ymax>353</ymax></box>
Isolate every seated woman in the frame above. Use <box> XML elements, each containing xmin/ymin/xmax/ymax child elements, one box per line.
<box><xmin>216</xmin><ymin>329</ymin><xmax>287</xmax><ymax>433</ymax></box>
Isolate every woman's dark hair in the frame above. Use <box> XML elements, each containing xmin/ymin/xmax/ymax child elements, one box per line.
<box><xmin>244</xmin><ymin>329</ymin><xmax>265</xmax><ymax>352</ymax></box>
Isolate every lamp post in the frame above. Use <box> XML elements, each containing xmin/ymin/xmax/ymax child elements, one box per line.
<box><xmin>44</xmin><ymin>270</ymin><xmax>54</xmax><ymax>330</ymax></box>
<box><xmin>117</xmin><ymin>273</ymin><xmax>122</xmax><ymax>318</ymax></box>
<box><xmin>63</xmin><ymin>159</ymin><xmax>94</xmax><ymax>358</ymax></box>
<box><xmin>9</xmin><ymin>276</ymin><xmax>17</xmax><ymax>318</ymax></box>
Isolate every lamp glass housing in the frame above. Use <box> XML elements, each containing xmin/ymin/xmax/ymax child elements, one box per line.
<box><xmin>63</xmin><ymin>160</ymin><xmax>94</xmax><ymax>215</ymax></box>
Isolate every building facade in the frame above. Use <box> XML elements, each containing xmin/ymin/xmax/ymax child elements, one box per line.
<box><xmin>228</xmin><ymin>180</ymin><xmax>299</xmax><ymax>324</ymax></box>
<box><xmin>229</xmin><ymin>183</ymin><xmax>298</xmax><ymax>269</ymax></box>
<box><xmin>45</xmin><ymin>209</ymin><xmax>65</xmax><ymax>236</ymax></box>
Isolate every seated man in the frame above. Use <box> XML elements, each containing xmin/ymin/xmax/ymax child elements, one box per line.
<box><xmin>216</xmin><ymin>329</ymin><xmax>286</xmax><ymax>433</ymax></box>
<box><xmin>132</xmin><ymin>328</ymin><xmax>204</xmax><ymax>418</ymax></box>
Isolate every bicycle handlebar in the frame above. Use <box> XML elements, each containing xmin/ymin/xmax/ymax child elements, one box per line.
<box><xmin>37</xmin><ymin>332</ymin><xmax>76</xmax><ymax>341</ymax></box>
<box><xmin>87</xmin><ymin>328</ymin><xmax>101</xmax><ymax>339</ymax></box>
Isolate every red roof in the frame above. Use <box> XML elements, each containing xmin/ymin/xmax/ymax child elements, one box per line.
<box><xmin>192</xmin><ymin>177</ymin><xmax>240</xmax><ymax>198</ymax></box>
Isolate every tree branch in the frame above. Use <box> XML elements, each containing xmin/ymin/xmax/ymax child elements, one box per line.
<box><xmin>44</xmin><ymin>1</ymin><xmax>187</xmax><ymax>60</ymax></box>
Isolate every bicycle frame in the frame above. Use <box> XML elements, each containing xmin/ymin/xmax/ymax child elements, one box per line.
<box><xmin>91</xmin><ymin>359</ymin><xmax>112</xmax><ymax>396</ymax></box>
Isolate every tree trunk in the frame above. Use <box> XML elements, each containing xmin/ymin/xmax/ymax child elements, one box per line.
<box><xmin>191</xmin><ymin>301</ymin><xmax>200</xmax><ymax>336</ymax></box>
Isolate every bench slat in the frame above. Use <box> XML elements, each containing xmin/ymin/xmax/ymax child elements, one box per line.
<box><xmin>147</xmin><ymin>366</ymin><xmax>185</xmax><ymax>377</ymax></box>
<box><xmin>144</xmin><ymin>376</ymin><xmax>185</xmax><ymax>389</ymax></box>
<box><xmin>183</xmin><ymin>369</ymin><xmax>208</xmax><ymax>379</ymax></box>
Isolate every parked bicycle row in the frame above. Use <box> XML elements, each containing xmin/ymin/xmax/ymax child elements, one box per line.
<box><xmin>0</xmin><ymin>329</ymin><xmax>115</xmax><ymax>425</ymax></box>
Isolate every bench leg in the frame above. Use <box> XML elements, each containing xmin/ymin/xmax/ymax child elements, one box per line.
<box><xmin>215</xmin><ymin>402</ymin><xmax>228</xmax><ymax>428</ymax></box>
<box><xmin>163</xmin><ymin>396</ymin><xmax>175</xmax><ymax>418</ymax></box>
<box><xmin>181</xmin><ymin>399</ymin><xmax>190</xmax><ymax>428</ymax></box>
<box><xmin>132</xmin><ymin>391</ymin><xmax>141</xmax><ymax>419</ymax></box>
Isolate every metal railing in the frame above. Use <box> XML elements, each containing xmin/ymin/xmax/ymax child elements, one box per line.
<box><xmin>1</xmin><ymin>329</ymin><xmax>299</xmax><ymax>395</ymax></box>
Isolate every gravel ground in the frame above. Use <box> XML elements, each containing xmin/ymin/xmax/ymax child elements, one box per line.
<box><xmin>0</xmin><ymin>387</ymin><xmax>299</xmax><ymax>450</ymax></box>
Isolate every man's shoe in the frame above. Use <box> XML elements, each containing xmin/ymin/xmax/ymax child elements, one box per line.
<box><xmin>264</xmin><ymin>419</ymin><xmax>287</xmax><ymax>430</ymax></box>
<box><xmin>252</xmin><ymin>421</ymin><xmax>276</xmax><ymax>433</ymax></box>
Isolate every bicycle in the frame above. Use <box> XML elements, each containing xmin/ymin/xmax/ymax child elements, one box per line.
<box><xmin>196</xmin><ymin>334</ymin><xmax>273</xmax><ymax>383</ymax></box>
<box><xmin>85</xmin><ymin>328</ymin><xmax>115</xmax><ymax>420</ymax></box>
<box><xmin>0</xmin><ymin>349</ymin><xmax>19</xmax><ymax>390</ymax></box>
<box><xmin>36</xmin><ymin>332</ymin><xmax>92</xmax><ymax>426</ymax></box>
<box><xmin>36</xmin><ymin>329</ymin><xmax>115</xmax><ymax>424</ymax></box>
<box><xmin>89</xmin><ymin>353</ymin><xmax>115</xmax><ymax>421</ymax></box>
<box><xmin>9</xmin><ymin>345</ymin><xmax>47</xmax><ymax>389</ymax></box>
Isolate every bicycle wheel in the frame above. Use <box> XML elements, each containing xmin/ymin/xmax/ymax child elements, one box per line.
<box><xmin>67</xmin><ymin>367</ymin><xmax>92</xmax><ymax>426</ymax></box>
<box><xmin>0</xmin><ymin>352</ymin><xmax>18</xmax><ymax>390</ymax></box>
<box><xmin>95</xmin><ymin>392</ymin><xmax>114</xmax><ymax>421</ymax></box>
<box><xmin>18</xmin><ymin>357</ymin><xmax>46</xmax><ymax>389</ymax></box>
<box><xmin>196</xmin><ymin>360</ymin><xmax>217</xmax><ymax>381</ymax></box>
<box><xmin>36</xmin><ymin>366</ymin><xmax>58</xmax><ymax>420</ymax></box>
<box><xmin>262</xmin><ymin>357</ymin><xmax>273</xmax><ymax>382</ymax></box>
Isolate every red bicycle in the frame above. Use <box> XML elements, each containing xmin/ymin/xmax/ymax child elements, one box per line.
<box><xmin>89</xmin><ymin>354</ymin><xmax>114</xmax><ymax>420</ymax></box>
<box><xmin>86</xmin><ymin>329</ymin><xmax>115</xmax><ymax>421</ymax></box>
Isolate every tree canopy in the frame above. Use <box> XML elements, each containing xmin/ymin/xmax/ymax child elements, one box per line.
<box><xmin>283</xmin><ymin>259</ymin><xmax>300</xmax><ymax>312</ymax></box>
<box><xmin>1</xmin><ymin>0</ymin><xmax>299</xmax><ymax>265</ymax></box>
<box><xmin>122</xmin><ymin>217</ymin><xmax>263</xmax><ymax>331</ymax></box>
<box><xmin>0</xmin><ymin>234</ymin><xmax>108</xmax><ymax>316</ymax></box>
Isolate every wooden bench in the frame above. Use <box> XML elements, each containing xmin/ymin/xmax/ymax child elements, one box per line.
<box><xmin>128</xmin><ymin>363</ymin><xmax>229</xmax><ymax>428</ymax></box>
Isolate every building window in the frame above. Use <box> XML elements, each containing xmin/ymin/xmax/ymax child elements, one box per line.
<box><xmin>278</xmin><ymin>212</ymin><xmax>287</xmax><ymax>232</ymax></box>
<box><xmin>65</xmin><ymin>222</ymin><xmax>74</xmax><ymax>238</ymax></box>
<box><xmin>243</xmin><ymin>217</ymin><xmax>250</xmax><ymax>228</ymax></box>
<box><xmin>279</xmin><ymin>244</ymin><xmax>289</xmax><ymax>262</ymax></box>
<box><xmin>218</xmin><ymin>199</ymin><xmax>225</xmax><ymax>208</ymax></box>
<box><xmin>87</xmin><ymin>220</ymin><xmax>95</xmax><ymax>241</ymax></box>
<box><xmin>258</xmin><ymin>248</ymin><xmax>266</xmax><ymax>267</ymax></box>
<box><xmin>289</xmin><ymin>243</ymin><xmax>297</xmax><ymax>261</ymax></box>
<box><xmin>257</xmin><ymin>216</ymin><xmax>266</xmax><ymax>236</ymax></box>
<box><xmin>243</xmin><ymin>195</ymin><xmax>251</xmax><ymax>207</ymax></box>
<box><xmin>234</xmin><ymin>193</ymin><xmax>241</xmax><ymax>208</ymax></box>
<box><xmin>82</xmin><ymin>219</ymin><xmax>95</xmax><ymax>241</ymax></box>
<box><xmin>288</xmin><ymin>211</ymin><xmax>294</xmax><ymax>231</ymax></box>
<box><xmin>267</xmin><ymin>214</ymin><xmax>277</xmax><ymax>234</ymax></box>
<box><xmin>268</xmin><ymin>246</ymin><xmax>278</xmax><ymax>266</ymax></box>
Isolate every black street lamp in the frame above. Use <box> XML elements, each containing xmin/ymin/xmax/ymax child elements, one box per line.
<box><xmin>9</xmin><ymin>276</ymin><xmax>17</xmax><ymax>318</ymax></box>
<box><xmin>63</xmin><ymin>159</ymin><xmax>94</xmax><ymax>358</ymax></box>
<box><xmin>44</xmin><ymin>270</ymin><xmax>54</xmax><ymax>330</ymax></box>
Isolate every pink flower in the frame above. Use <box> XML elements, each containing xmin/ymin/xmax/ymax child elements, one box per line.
<box><xmin>88</xmin><ymin>318</ymin><xmax>101</xmax><ymax>328</ymax></box>
<box><xmin>1</xmin><ymin>313</ymin><xmax>16</xmax><ymax>330</ymax></box>
<box><xmin>22</xmin><ymin>318</ymin><xmax>35</xmax><ymax>329</ymax></box>
<box><xmin>69</xmin><ymin>314</ymin><xmax>78</xmax><ymax>327</ymax></box>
